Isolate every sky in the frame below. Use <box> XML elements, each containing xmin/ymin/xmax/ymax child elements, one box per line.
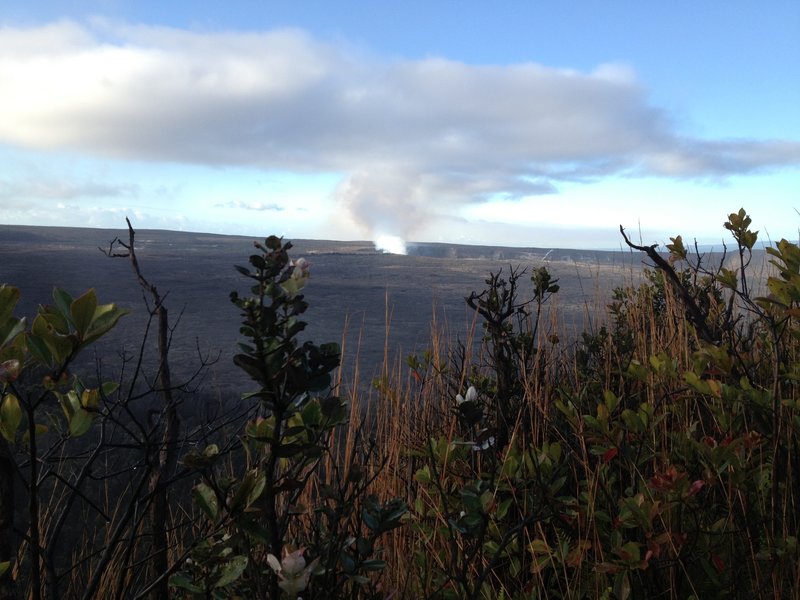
<box><xmin>1</xmin><ymin>1</ymin><xmax>799</xmax><ymax>252</ymax></box>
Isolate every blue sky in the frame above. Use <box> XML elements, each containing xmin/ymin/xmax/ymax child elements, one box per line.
<box><xmin>1</xmin><ymin>1</ymin><xmax>799</xmax><ymax>251</ymax></box>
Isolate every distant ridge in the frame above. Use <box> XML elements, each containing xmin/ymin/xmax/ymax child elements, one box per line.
<box><xmin>0</xmin><ymin>223</ymin><xmax>639</xmax><ymax>260</ymax></box>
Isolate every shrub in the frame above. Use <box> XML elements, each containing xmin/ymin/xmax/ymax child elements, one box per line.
<box><xmin>0</xmin><ymin>286</ymin><xmax>127</xmax><ymax>599</ymax></box>
<box><xmin>171</xmin><ymin>236</ymin><xmax>406</xmax><ymax>599</ymax></box>
<box><xmin>399</xmin><ymin>208</ymin><xmax>799</xmax><ymax>599</ymax></box>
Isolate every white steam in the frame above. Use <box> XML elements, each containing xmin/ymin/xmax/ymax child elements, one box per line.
<box><xmin>334</xmin><ymin>170</ymin><xmax>425</xmax><ymax>255</ymax></box>
<box><xmin>374</xmin><ymin>234</ymin><xmax>407</xmax><ymax>255</ymax></box>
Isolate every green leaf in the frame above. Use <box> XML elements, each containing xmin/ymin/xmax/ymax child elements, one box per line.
<box><xmin>57</xmin><ymin>391</ymin><xmax>73</xmax><ymax>420</ymax></box>
<box><xmin>621</xmin><ymin>409</ymin><xmax>645</xmax><ymax>433</ymax></box>
<box><xmin>230</xmin><ymin>469</ymin><xmax>260</xmax><ymax>511</ymax></box>
<box><xmin>67</xmin><ymin>390</ymin><xmax>82</xmax><ymax>413</ymax></box>
<box><xmin>414</xmin><ymin>465</ymin><xmax>432</xmax><ymax>484</ymax></box>
<box><xmin>237</xmin><ymin>517</ymin><xmax>270</xmax><ymax>544</ymax></box>
<box><xmin>684</xmin><ymin>371</ymin><xmax>710</xmax><ymax>395</ymax></box>
<box><xmin>25</xmin><ymin>333</ymin><xmax>53</xmax><ymax>368</ymax></box>
<box><xmin>496</xmin><ymin>498</ymin><xmax>513</xmax><ymax>520</ymax></box>
<box><xmin>247</xmin><ymin>472</ymin><xmax>266</xmax><ymax>507</ymax></box>
<box><xmin>666</xmin><ymin>235</ymin><xmax>687</xmax><ymax>260</ymax></box>
<box><xmin>101</xmin><ymin>381</ymin><xmax>119</xmax><ymax>397</ymax></box>
<box><xmin>69</xmin><ymin>408</ymin><xmax>93</xmax><ymax>437</ymax></box>
<box><xmin>307</xmin><ymin>372</ymin><xmax>332</xmax><ymax>392</ymax></box>
<box><xmin>234</xmin><ymin>264</ymin><xmax>252</xmax><ymax>278</ymax></box>
<box><xmin>529</xmin><ymin>539</ymin><xmax>551</xmax><ymax>555</ymax></box>
<box><xmin>614</xmin><ymin>571</ymin><xmax>631</xmax><ymax>600</ymax></box>
<box><xmin>361</xmin><ymin>559</ymin><xmax>386</xmax><ymax>572</ymax></box>
<box><xmin>0</xmin><ymin>394</ymin><xmax>22</xmax><ymax>442</ymax></box>
<box><xmin>215</xmin><ymin>555</ymin><xmax>248</xmax><ymax>588</ymax></box>
<box><xmin>603</xmin><ymin>390</ymin><xmax>619</xmax><ymax>412</ymax></box>
<box><xmin>83</xmin><ymin>303</ymin><xmax>129</xmax><ymax>344</ymax></box>
<box><xmin>718</xmin><ymin>268</ymin><xmax>738</xmax><ymax>290</ymax></box>
<box><xmin>383</xmin><ymin>499</ymin><xmax>408</xmax><ymax>525</ymax></box>
<box><xmin>582</xmin><ymin>414</ymin><xmax>601</xmax><ymax>431</ymax></box>
<box><xmin>0</xmin><ymin>560</ymin><xmax>9</xmax><ymax>578</ymax></box>
<box><xmin>0</xmin><ymin>317</ymin><xmax>25</xmax><ymax>349</ymax></box>
<box><xmin>40</xmin><ymin>304</ymin><xmax>70</xmax><ymax>334</ymax></box>
<box><xmin>618</xmin><ymin>541</ymin><xmax>642</xmax><ymax>563</ymax></box>
<box><xmin>362</xmin><ymin>507</ymin><xmax>380</xmax><ymax>532</ymax></box>
<box><xmin>549</xmin><ymin>441</ymin><xmax>562</xmax><ymax>463</ymax></box>
<box><xmin>169</xmin><ymin>574</ymin><xmax>203</xmax><ymax>593</ymax></box>
<box><xmin>233</xmin><ymin>353</ymin><xmax>266</xmax><ymax>383</ymax></box>
<box><xmin>70</xmin><ymin>289</ymin><xmax>97</xmax><ymax>339</ymax></box>
<box><xmin>193</xmin><ymin>482</ymin><xmax>219</xmax><ymax>521</ymax></box>
<box><xmin>626</xmin><ymin>360</ymin><xmax>648</xmax><ymax>382</ymax></box>
<box><xmin>0</xmin><ymin>286</ymin><xmax>20</xmax><ymax>324</ymax></box>
<box><xmin>301</xmin><ymin>399</ymin><xmax>322</xmax><ymax>427</ymax></box>
<box><xmin>52</xmin><ymin>288</ymin><xmax>74</xmax><ymax>326</ymax></box>
<box><xmin>548</xmin><ymin>475</ymin><xmax>567</xmax><ymax>494</ymax></box>
<box><xmin>30</xmin><ymin>314</ymin><xmax>74</xmax><ymax>365</ymax></box>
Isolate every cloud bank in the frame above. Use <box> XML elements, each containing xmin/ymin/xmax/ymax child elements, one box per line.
<box><xmin>1</xmin><ymin>20</ymin><xmax>798</xmax><ymax>249</ymax></box>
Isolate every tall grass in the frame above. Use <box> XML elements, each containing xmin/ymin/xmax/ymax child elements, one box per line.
<box><xmin>312</xmin><ymin>224</ymin><xmax>800</xmax><ymax>598</ymax></box>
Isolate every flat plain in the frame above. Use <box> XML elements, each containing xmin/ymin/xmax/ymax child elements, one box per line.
<box><xmin>0</xmin><ymin>224</ymin><xmax>645</xmax><ymax>401</ymax></box>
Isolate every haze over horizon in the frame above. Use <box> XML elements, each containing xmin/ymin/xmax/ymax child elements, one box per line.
<box><xmin>1</xmin><ymin>2</ymin><xmax>799</xmax><ymax>253</ymax></box>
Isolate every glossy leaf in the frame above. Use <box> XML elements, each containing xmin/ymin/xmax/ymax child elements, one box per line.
<box><xmin>31</xmin><ymin>314</ymin><xmax>74</xmax><ymax>365</ymax></box>
<box><xmin>25</xmin><ymin>333</ymin><xmax>53</xmax><ymax>368</ymax></box>
<box><xmin>169</xmin><ymin>574</ymin><xmax>203</xmax><ymax>594</ymax></box>
<box><xmin>0</xmin><ymin>317</ymin><xmax>25</xmax><ymax>349</ymax></box>
<box><xmin>70</xmin><ymin>288</ymin><xmax>98</xmax><ymax>339</ymax></box>
<box><xmin>69</xmin><ymin>408</ymin><xmax>93</xmax><ymax>437</ymax></box>
<box><xmin>193</xmin><ymin>482</ymin><xmax>219</xmax><ymax>521</ymax></box>
<box><xmin>52</xmin><ymin>288</ymin><xmax>75</xmax><ymax>328</ymax></box>
<box><xmin>215</xmin><ymin>555</ymin><xmax>248</xmax><ymax>588</ymax></box>
<box><xmin>0</xmin><ymin>394</ymin><xmax>22</xmax><ymax>442</ymax></box>
<box><xmin>83</xmin><ymin>302</ymin><xmax>129</xmax><ymax>344</ymax></box>
<box><xmin>0</xmin><ymin>286</ymin><xmax>20</xmax><ymax>324</ymax></box>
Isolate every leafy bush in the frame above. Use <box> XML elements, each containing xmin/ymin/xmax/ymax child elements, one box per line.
<box><xmin>3</xmin><ymin>208</ymin><xmax>799</xmax><ymax>599</ymax></box>
<box><xmin>398</xmin><ymin>208</ymin><xmax>800</xmax><ymax>599</ymax></box>
<box><xmin>171</xmin><ymin>236</ymin><xmax>406</xmax><ymax>599</ymax></box>
<box><xmin>0</xmin><ymin>286</ymin><xmax>127</xmax><ymax>599</ymax></box>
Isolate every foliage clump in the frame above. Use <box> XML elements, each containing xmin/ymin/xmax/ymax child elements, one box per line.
<box><xmin>399</xmin><ymin>208</ymin><xmax>800</xmax><ymax>599</ymax></box>
<box><xmin>2</xmin><ymin>208</ymin><xmax>800</xmax><ymax>600</ymax></box>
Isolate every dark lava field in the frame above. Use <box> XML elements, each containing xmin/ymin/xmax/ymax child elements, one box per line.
<box><xmin>0</xmin><ymin>224</ymin><xmax>644</xmax><ymax>403</ymax></box>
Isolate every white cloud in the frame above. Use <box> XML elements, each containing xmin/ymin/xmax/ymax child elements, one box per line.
<box><xmin>0</xmin><ymin>20</ymin><xmax>798</xmax><ymax>246</ymax></box>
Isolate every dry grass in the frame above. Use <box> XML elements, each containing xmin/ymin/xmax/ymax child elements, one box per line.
<box><xmin>14</xmin><ymin>238</ymin><xmax>797</xmax><ymax>599</ymax></box>
<box><xmin>299</xmin><ymin>251</ymin><xmax>799</xmax><ymax>598</ymax></box>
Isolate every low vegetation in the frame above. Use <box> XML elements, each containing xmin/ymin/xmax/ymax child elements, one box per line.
<box><xmin>1</xmin><ymin>208</ymin><xmax>798</xmax><ymax>599</ymax></box>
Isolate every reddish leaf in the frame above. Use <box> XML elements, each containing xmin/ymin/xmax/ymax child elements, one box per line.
<box><xmin>602</xmin><ymin>447</ymin><xmax>618</xmax><ymax>463</ymax></box>
<box><xmin>711</xmin><ymin>554</ymin><xmax>725</xmax><ymax>573</ymax></box>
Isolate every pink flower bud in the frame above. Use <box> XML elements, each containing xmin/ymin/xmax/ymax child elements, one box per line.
<box><xmin>687</xmin><ymin>479</ymin><xmax>705</xmax><ymax>496</ymax></box>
